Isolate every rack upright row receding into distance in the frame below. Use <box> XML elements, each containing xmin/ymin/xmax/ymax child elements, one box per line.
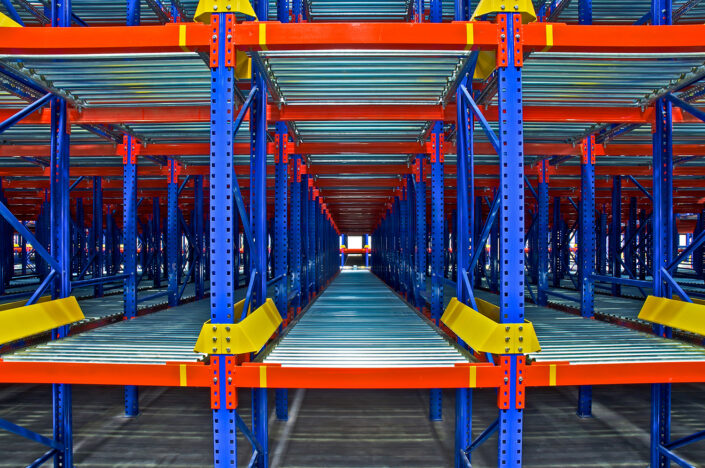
<box><xmin>1</xmin><ymin>0</ymin><xmax>705</xmax><ymax>466</ymax></box>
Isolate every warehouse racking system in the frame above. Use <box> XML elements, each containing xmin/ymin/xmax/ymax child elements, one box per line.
<box><xmin>0</xmin><ymin>0</ymin><xmax>705</xmax><ymax>467</ymax></box>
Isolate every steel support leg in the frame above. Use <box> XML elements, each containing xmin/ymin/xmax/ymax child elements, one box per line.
<box><xmin>274</xmin><ymin>122</ymin><xmax>289</xmax><ymax>421</ymax></box>
<box><xmin>167</xmin><ymin>160</ymin><xmax>179</xmax><ymax>307</ymax></box>
<box><xmin>537</xmin><ymin>162</ymin><xmax>549</xmax><ymax>305</ymax></box>
<box><xmin>429</xmin><ymin>121</ymin><xmax>444</xmax><ymax>421</ymax></box>
<box><xmin>194</xmin><ymin>175</ymin><xmax>204</xmax><ymax>299</ymax></box>
<box><xmin>497</xmin><ymin>14</ymin><xmax>525</xmax><ymax>467</ymax></box>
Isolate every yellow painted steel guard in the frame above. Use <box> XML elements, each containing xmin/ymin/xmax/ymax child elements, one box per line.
<box><xmin>638</xmin><ymin>295</ymin><xmax>705</xmax><ymax>336</ymax></box>
<box><xmin>0</xmin><ymin>296</ymin><xmax>84</xmax><ymax>344</ymax></box>
<box><xmin>441</xmin><ymin>297</ymin><xmax>540</xmax><ymax>354</ymax></box>
<box><xmin>193</xmin><ymin>0</ymin><xmax>257</xmax><ymax>23</ymax></box>
<box><xmin>194</xmin><ymin>298</ymin><xmax>282</xmax><ymax>354</ymax></box>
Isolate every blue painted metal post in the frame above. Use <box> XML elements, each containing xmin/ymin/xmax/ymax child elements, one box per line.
<box><xmin>340</xmin><ymin>233</ymin><xmax>346</xmax><ymax>268</ymax></box>
<box><xmin>210</xmin><ymin>11</ymin><xmax>238</xmax><ymax>468</ymax></box>
<box><xmin>92</xmin><ymin>176</ymin><xmax>103</xmax><ymax>297</ymax></box>
<box><xmin>597</xmin><ymin>208</ymin><xmax>607</xmax><ymax>276</ymax></box>
<box><xmin>290</xmin><ymin>155</ymin><xmax>303</xmax><ymax>315</ymax></box>
<box><xmin>365</xmin><ymin>233</ymin><xmax>370</xmax><ymax>268</ymax></box>
<box><xmin>537</xmin><ymin>161</ymin><xmax>549</xmax><ymax>306</ymax></box>
<box><xmin>274</xmin><ymin>122</ymin><xmax>289</xmax><ymax>421</ymax></box>
<box><xmin>122</xmin><ymin>134</ymin><xmax>139</xmax><ymax>417</ymax></box>
<box><xmin>651</xmin><ymin>0</ymin><xmax>673</xmax><ymax>460</ymax></box>
<box><xmin>497</xmin><ymin>13</ymin><xmax>526</xmax><ymax>467</ymax></box>
<box><xmin>194</xmin><ymin>175</ymin><xmax>205</xmax><ymax>299</ymax></box>
<box><xmin>429</xmin><ymin>121</ymin><xmax>444</xmax><ymax>421</ymax></box>
<box><xmin>152</xmin><ymin>197</ymin><xmax>161</xmax><ymax>288</ymax></box>
<box><xmin>167</xmin><ymin>159</ymin><xmax>179</xmax><ymax>307</ymax></box>
<box><xmin>252</xmin><ymin>0</ymin><xmax>270</xmax><ymax>456</ymax></box>
<box><xmin>50</xmin><ymin>88</ymin><xmax>73</xmax><ymax>468</ymax></box>
<box><xmin>577</xmin><ymin>136</ymin><xmax>596</xmax><ymax>418</ymax></box>
<box><xmin>551</xmin><ymin>196</ymin><xmax>561</xmax><ymax>288</ymax></box>
<box><xmin>455</xmin><ymin>75</ymin><xmax>472</xmax><ymax>467</ymax></box>
<box><xmin>610</xmin><ymin>176</ymin><xmax>622</xmax><ymax>296</ymax></box>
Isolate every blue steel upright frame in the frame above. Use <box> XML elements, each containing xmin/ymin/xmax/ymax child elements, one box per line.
<box><xmin>274</xmin><ymin>121</ymin><xmax>289</xmax><ymax>421</ymax></box>
<box><xmin>210</xmin><ymin>11</ymin><xmax>238</xmax><ymax>467</ymax></box>
<box><xmin>651</xmin><ymin>2</ymin><xmax>674</xmax><ymax>465</ymax></box>
<box><xmin>122</xmin><ymin>134</ymin><xmax>140</xmax><ymax>418</ymax></box>
<box><xmin>496</xmin><ymin>13</ymin><xmax>526</xmax><ymax>466</ymax></box>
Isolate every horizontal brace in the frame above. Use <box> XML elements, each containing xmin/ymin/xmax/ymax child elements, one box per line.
<box><xmin>666</xmin><ymin>429</ymin><xmax>705</xmax><ymax>451</ymax></box>
<box><xmin>0</xmin><ymin>417</ymin><xmax>63</xmax><ymax>451</ymax></box>
<box><xmin>591</xmin><ymin>274</ymin><xmax>652</xmax><ymax>288</ymax></box>
<box><xmin>665</xmin><ymin>93</ymin><xmax>705</xmax><ymax>124</ymax></box>
<box><xmin>71</xmin><ymin>273</ymin><xmax>130</xmax><ymax>289</ymax></box>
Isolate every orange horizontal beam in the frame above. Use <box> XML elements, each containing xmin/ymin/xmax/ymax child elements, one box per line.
<box><xmin>0</xmin><ymin>361</ymin><xmax>211</xmax><ymax>387</ymax></box>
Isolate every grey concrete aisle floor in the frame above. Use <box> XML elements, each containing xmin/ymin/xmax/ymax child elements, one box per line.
<box><xmin>1</xmin><ymin>383</ymin><xmax>704</xmax><ymax>467</ymax></box>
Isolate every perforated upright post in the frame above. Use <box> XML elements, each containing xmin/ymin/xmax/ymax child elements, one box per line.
<box><xmin>537</xmin><ymin>161</ymin><xmax>549</xmax><ymax>306</ymax></box>
<box><xmin>209</xmin><ymin>12</ymin><xmax>238</xmax><ymax>468</ymax></box>
<box><xmin>49</xmin><ymin>69</ymin><xmax>73</xmax><ymax>468</ymax></box>
<box><xmin>251</xmin><ymin>0</ymin><xmax>270</xmax><ymax>457</ymax></box>
<box><xmin>274</xmin><ymin>122</ymin><xmax>289</xmax><ymax>421</ymax></box>
<box><xmin>455</xmin><ymin>76</ymin><xmax>472</xmax><ymax>467</ymax></box>
<box><xmin>121</xmin><ymin>134</ymin><xmax>139</xmax><ymax>417</ymax></box>
<box><xmin>92</xmin><ymin>176</ymin><xmax>103</xmax><ymax>297</ymax></box>
<box><xmin>650</xmin><ymin>0</ymin><xmax>674</xmax><ymax>459</ymax></box>
<box><xmin>497</xmin><ymin>12</ymin><xmax>526</xmax><ymax>467</ymax></box>
<box><xmin>429</xmin><ymin>120</ymin><xmax>444</xmax><ymax>421</ymax></box>
<box><xmin>167</xmin><ymin>158</ymin><xmax>179</xmax><ymax>307</ymax></box>
<box><xmin>194</xmin><ymin>175</ymin><xmax>205</xmax><ymax>299</ymax></box>
<box><xmin>610</xmin><ymin>176</ymin><xmax>622</xmax><ymax>296</ymax></box>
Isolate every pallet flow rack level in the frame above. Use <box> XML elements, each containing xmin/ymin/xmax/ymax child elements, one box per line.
<box><xmin>1</xmin><ymin>0</ymin><xmax>705</xmax><ymax>467</ymax></box>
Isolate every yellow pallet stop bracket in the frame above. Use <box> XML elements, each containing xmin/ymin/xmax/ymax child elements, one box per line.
<box><xmin>0</xmin><ymin>296</ymin><xmax>50</xmax><ymax>312</ymax></box>
<box><xmin>0</xmin><ymin>11</ymin><xmax>22</xmax><ymax>27</ymax></box>
<box><xmin>470</xmin><ymin>0</ymin><xmax>537</xmax><ymax>23</ymax></box>
<box><xmin>638</xmin><ymin>295</ymin><xmax>705</xmax><ymax>336</ymax></box>
<box><xmin>193</xmin><ymin>0</ymin><xmax>257</xmax><ymax>23</ymax></box>
<box><xmin>194</xmin><ymin>298</ymin><xmax>282</xmax><ymax>355</ymax></box>
<box><xmin>441</xmin><ymin>297</ymin><xmax>541</xmax><ymax>355</ymax></box>
<box><xmin>0</xmin><ymin>296</ymin><xmax>85</xmax><ymax>344</ymax></box>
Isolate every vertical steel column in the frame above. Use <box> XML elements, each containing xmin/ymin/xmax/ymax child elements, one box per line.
<box><xmin>400</xmin><ymin>184</ymin><xmax>409</xmax><ymax>297</ymax></box>
<box><xmin>194</xmin><ymin>175</ymin><xmax>205</xmax><ymax>299</ymax></box>
<box><xmin>50</xmin><ymin>76</ymin><xmax>73</xmax><ymax>468</ymax></box>
<box><xmin>274</xmin><ymin>122</ymin><xmax>289</xmax><ymax>421</ymax></box>
<box><xmin>152</xmin><ymin>197</ymin><xmax>161</xmax><ymax>288</ymax></box>
<box><xmin>578</xmin><ymin>0</ymin><xmax>592</xmax><ymax>23</ymax></box>
<box><xmin>121</xmin><ymin>134</ymin><xmax>139</xmax><ymax>418</ymax></box>
<box><xmin>92</xmin><ymin>177</ymin><xmax>103</xmax><ymax>297</ymax></box>
<box><xmin>167</xmin><ymin>159</ymin><xmax>179</xmax><ymax>307</ymax></box>
<box><xmin>610</xmin><ymin>176</ymin><xmax>621</xmax><ymax>296</ymax></box>
<box><xmin>340</xmin><ymin>233</ymin><xmax>345</xmax><ymax>268</ymax></box>
<box><xmin>651</xmin><ymin>0</ymin><xmax>673</xmax><ymax>460</ymax></box>
<box><xmin>551</xmin><ymin>196</ymin><xmax>561</xmax><ymax>288</ymax></box>
<box><xmin>290</xmin><ymin>156</ymin><xmax>303</xmax><ymax>314</ymax></box>
<box><xmin>455</xmin><ymin>79</ymin><xmax>472</xmax><ymax>467</ymax></box>
<box><xmin>126</xmin><ymin>0</ymin><xmax>140</xmax><ymax>24</ymax></box>
<box><xmin>365</xmin><ymin>233</ymin><xmax>370</xmax><ymax>267</ymax></box>
<box><xmin>597</xmin><ymin>208</ymin><xmax>607</xmax><ymax>276</ymax></box>
<box><xmin>429</xmin><ymin>121</ymin><xmax>444</xmax><ymax>422</ymax></box>
<box><xmin>537</xmin><ymin>161</ymin><xmax>549</xmax><ymax>305</ymax></box>
<box><xmin>627</xmin><ymin>197</ymin><xmax>637</xmax><ymax>275</ymax></box>
<box><xmin>579</xmin><ymin>136</ymin><xmax>595</xmax><ymax>319</ymax></box>
<box><xmin>252</xmin><ymin>0</ymin><xmax>270</xmax><ymax>456</ymax></box>
<box><xmin>497</xmin><ymin>13</ymin><xmax>526</xmax><ymax>467</ymax></box>
<box><xmin>209</xmin><ymin>12</ymin><xmax>238</xmax><ymax>468</ymax></box>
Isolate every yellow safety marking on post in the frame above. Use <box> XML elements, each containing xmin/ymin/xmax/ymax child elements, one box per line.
<box><xmin>638</xmin><ymin>295</ymin><xmax>705</xmax><ymax>336</ymax></box>
<box><xmin>465</xmin><ymin>23</ymin><xmax>474</xmax><ymax>50</ymax></box>
<box><xmin>469</xmin><ymin>366</ymin><xmax>477</xmax><ymax>388</ymax></box>
<box><xmin>259</xmin><ymin>23</ymin><xmax>267</xmax><ymax>51</ymax></box>
<box><xmin>549</xmin><ymin>364</ymin><xmax>557</xmax><ymax>386</ymax></box>
<box><xmin>0</xmin><ymin>296</ymin><xmax>84</xmax><ymax>344</ymax></box>
<box><xmin>179</xmin><ymin>364</ymin><xmax>188</xmax><ymax>387</ymax></box>
<box><xmin>179</xmin><ymin>24</ymin><xmax>190</xmax><ymax>52</ymax></box>
<box><xmin>542</xmin><ymin>24</ymin><xmax>553</xmax><ymax>52</ymax></box>
<box><xmin>259</xmin><ymin>366</ymin><xmax>267</xmax><ymax>387</ymax></box>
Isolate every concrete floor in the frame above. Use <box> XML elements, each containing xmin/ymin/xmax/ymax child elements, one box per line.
<box><xmin>1</xmin><ymin>383</ymin><xmax>704</xmax><ymax>467</ymax></box>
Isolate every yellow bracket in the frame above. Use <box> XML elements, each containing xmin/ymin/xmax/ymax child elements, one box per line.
<box><xmin>471</xmin><ymin>0</ymin><xmax>536</xmax><ymax>23</ymax></box>
<box><xmin>194</xmin><ymin>298</ymin><xmax>282</xmax><ymax>354</ymax></box>
<box><xmin>474</xmin><ymin>51</ymin><xmax>496</xmax><ymax>80</ymax></box>
<box><xmin>638</xmin><ymin>295</ymin><xmax>705</xmax><ymax>336</ymax></box>
<box><xmin>0</xmin><ymin>296</ymin><xmax>50</xmax><ymax>312</ymax></box>
<box><xmin>194</xmin><ymin>0</ymin><xmax>257</xmax><ymax>23</ymax></box>
<box><xmin>0</xmin><ymin>11</ymin><xmax>22</xmax><ymax>27</ymax></box>
<box><xmin>441</xmin><ymin>297</ymin><xmax>540</xmax><ymax>354</ymax></box>
<box><xmin>235</xmin><ymin>50</ymin><xmax>251</xmax><ymax>80</ymax></box>
<box><xmin>0</xmin><ymin>296</ymin><xmax>84</xmax><ymax>344</ymax></box>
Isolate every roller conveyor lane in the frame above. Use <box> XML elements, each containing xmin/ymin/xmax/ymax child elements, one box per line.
<box><xmin>260</xmin><ymin>270</ymin><xmax>471</xmax><ymax>368</ymax></box>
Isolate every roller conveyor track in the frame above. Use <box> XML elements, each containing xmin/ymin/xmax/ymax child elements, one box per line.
<box><xmin>2</xmin><ymin>301</ymin><xmax>209</xmax><ymax>364</ymax></box>
<box><xmin>472</xmin><ymin>290</ymin><xmax>705</xmax><ymax>365</ymax></box>
<box><xmin>261</xmin><ymin>270</ymin><xmax>470</xmax><ymax>368</ymax></box>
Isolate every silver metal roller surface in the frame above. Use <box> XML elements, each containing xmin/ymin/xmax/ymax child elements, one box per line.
<box><xmin>3</xmin><ymin>301</ymin><xmax>210</xmax><ymax>364</ymax></box>
<box><xmin>261</xmin><ymin>270</ymin><xmax>470</xmax><ymax>368</ymax></box>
